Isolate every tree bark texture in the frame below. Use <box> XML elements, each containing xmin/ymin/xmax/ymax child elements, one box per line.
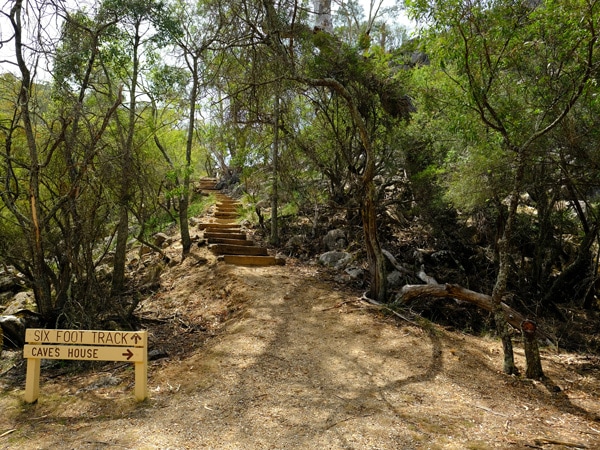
<box><xmin>522</xmin><ymin>320</ymin><xmax>544</xmax><ymax>379</ymax></box>
<box><xmin>12</xmin><ymin>0</ymin><xmax>54</xmax><ymax>321</ymax></box>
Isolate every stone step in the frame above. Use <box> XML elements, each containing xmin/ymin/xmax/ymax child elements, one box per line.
<box><xmin>204</xmin><ymin>231</ymin><xmax>247</xmax><ymax>240</ymax></box>
<box><xmin>209</xmin><ymin>244</ymin><xmax>268</xmax><ymax>256</ymax></box>
<box><xmin>207</xmin><ymin>237</ymin><xmax>255</xmax><ymax>246</ymax></box>
<box><xmin>220</xmin><ymin>255</ymin><xmax>286</xmax><ymax>266</ymax></box>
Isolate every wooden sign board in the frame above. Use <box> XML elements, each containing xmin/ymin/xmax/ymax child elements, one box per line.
<box><xmin>24</xmin><ymin>329</ymin><xmax>148</xmax><ymax>403</ymax></box>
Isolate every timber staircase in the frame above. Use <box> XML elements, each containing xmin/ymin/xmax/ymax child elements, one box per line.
<box><xmin>198</xmin><ymin>179</ymin><xmax>285</xmax><ymax>267</ymax></box>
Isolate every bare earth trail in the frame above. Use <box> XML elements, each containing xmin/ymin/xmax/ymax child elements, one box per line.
<box><xmin>2</xmin><ymin>246</ymin><xmax>600</xmax><ymax>449</ymax></box>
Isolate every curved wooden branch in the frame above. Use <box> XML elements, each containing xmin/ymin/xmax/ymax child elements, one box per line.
<box><xmin>397</xmin><ymin>283</ymin><xmax>553</xmax><ymax>342</ymax></box>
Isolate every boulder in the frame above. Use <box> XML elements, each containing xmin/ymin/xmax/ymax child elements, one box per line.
<box><xmin>319</xmin><ymin>251</ymin><xmax>352</xmax><ymax>269</ymax></box>
<box><xmin>0</xmin><ymin>268</ymin><xmax>24</xmax><ymax>294</ymax></box>
<box><xmin>323</xmin><ymin>229</ymin><xmax>347</xmax><ymax>251</ymax></box>
<box><xmin>3</xmin><ymin>291</ymin><xmax>36</xmax><ymax>315</ymax></box>
<box><xmin>153</xmin><ymin>232</ymin><xmax>171</xmax><ymax>248</ymax></box>
<box><xmin>345</xmin><ymin>267</ymin><xmax>365</xmax><ymax>280</ymax></box>
<box><xmin>0</xmin><ymin>315</ymin><xmax>26</xmax><ymax>348</ymax></box>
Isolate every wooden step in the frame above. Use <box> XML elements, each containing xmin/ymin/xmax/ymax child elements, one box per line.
<box><xmin>207</xmin><ymin>237</ymin><xmax>255</xmax><ymax>246</ymax></box>
<box><xmin>220</xmin><ymin>255</ymin><xmax>286</xmax><ymax>266</ymax></box>
<box><xmin>216</xmin><ymin>203</ymin><xmax>240</xmax><ymax>209</ymax></box>
<box><xmin>216</xmin><ymin>205</ymin><xmax>239</xmax><ymax>212</ymax></box>
<box><xmin>204</xmin><ymin>226</ymin><xmax>242</xmax><ymax>234</ymax></box>
<box><xmin>197</xmin><ymin>222</ymin><xmax>241</xmax><ymax>230</ymax></box>
<box><xmin>210</xmin><ymin>219</ymin><xmax>238</xmax><ymax>225</ymax></box>
<box><xmin>204</xmin><ymin>231</ymin><xmax>247</xmax><ymax>240</ymax></box>
<box><xmin>209</xmin><ymin>244</ymin><xmax>268</xmax><ymax>256</ymax></box>
<box><xmin>214</xmin><ymin>212</ymin><xmax>238</xmax><ymax>219</ymax></box>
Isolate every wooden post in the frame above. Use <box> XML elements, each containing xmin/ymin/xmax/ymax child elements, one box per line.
<box><xmin>134</xmin><ymin>332</ymin><xmax>148</xmax><ymax>401</ymax></box>
<box><xmin>24</xmin><ymin>358</ymin><xmax>41</xmax><ymax>403</ymax></box>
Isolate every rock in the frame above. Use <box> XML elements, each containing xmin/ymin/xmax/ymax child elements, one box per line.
<box><xmin>323</xmin><ymin>229</ymin><xmax>347</xmax><ymax>251</ymax></box>
<box><xmin>149</xmin><ymin>348</ymin><xmax>169</xmax><ymax>361</ymax></box>
<box><xmin>96</xmin><ymin>264</ymin><xmax>112</xmax><ymax>281</ymax></box>
<box><xmin>387</xmin><ymin>270</ymin><xmax>404</xmax><ymax>288</ymax></box>
<box><xmin>0</xmin><ymin>267</ymin><xmax>24</xmax><ymax>294</ymax></box>
<box><xmin>345</xmin><ymin>267</ymin><xmax>364</xmax><ymax>280</ymax></box>
<box><xmin>319</xmin><ymin>251</ymin><xmax>352</xmax><ymax>269</ymax></box>
<box><xmin>139</xmin><ymin>245</ymin><xmax>153</xmax><ymax>256</ymax></box>
<box><xmin>3</xmin><ymin>291</ymin><xmax>36</xmax><ymax>315</ymax></box>
<box><xmin>153</xmin><ymin>232</ymin><xmax>171</xmax><ymax>248</ymax></box>
<box><xmin>0</xmin><ymin>315</ymin><xmax>26</xmax><ymax>348</ymax></box>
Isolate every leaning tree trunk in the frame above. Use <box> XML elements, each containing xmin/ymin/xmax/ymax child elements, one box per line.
<box><xmin>303</xmin><ymin>77</ymin><xmax>388</xmax><ymax>302</ymax></box>
<box><xmin>361</xmin><ymin>177</ymin><xmax>387</xmax><ymax>302</ymax></box>
<box><xmin>12</xmin><ymin>0</ymin><xmax>54</xmax><ymax>322</ymax></box>
<box><xmin>112</xmin><ymin>22</ymin><xmax>142</xmax><ymax>296</ymax></box>
<box><xmin>491</xmin><ymin>149</ymin><xmax>524</xmax><ymax>376</ymax></box>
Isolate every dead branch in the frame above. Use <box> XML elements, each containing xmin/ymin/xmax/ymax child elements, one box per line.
<box><xmin>382</xmin><ymin>249</ymin><xmax>412</xmax><ymax>275</ymax></box>
<box><xmin>397</xmin><ymin>283</ymin><xmax>554</xmax><ymax>343</ymax></box>
<box><xmin>534</xmin><ymin>438</ymin><xmax>588</xmax><ymax>449</ymax></box>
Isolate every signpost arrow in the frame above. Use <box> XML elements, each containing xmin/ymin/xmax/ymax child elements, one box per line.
<box><xmin>122</xmin><ymin>349</ymin><xmax>134</xmax><ymax>360</ymax></box>
<box><xmin>131</xmin><ymin>334</ymin><xmax>142</xmax><ymax>345</ymax></box>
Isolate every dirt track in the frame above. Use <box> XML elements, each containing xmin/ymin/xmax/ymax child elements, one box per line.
<box><xmin>1</xmin><ymin>248</ymin><xmax>600</xmax><ymax>449</ymax></box>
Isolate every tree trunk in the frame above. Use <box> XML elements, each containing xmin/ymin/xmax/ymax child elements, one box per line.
<box><xmin>181</xmin><ymin>55</ymin><xmax>200</xmax><ymax>257</ymax></box>
<box><xmin>313</xmin><ymin>0</ymin><xmax>332</xmax><ymax>32</ymax></box>
<box><xmin>492</xmin><ymin>210</ymin><xmax>517</xmax><ymax>375</ymax></box>
<box><xmin>112</xmin><ymin>23</ymin><xmax>141</xmax><ymax>295</ymax></box>
<box><xmin>522</xmin><ymin>320</ymin><xmax>544</xmax><ymax>379</ymax></box>
<box><xmin>12</xmin><ymin>0</ymin><xmax>54</xmax><ymax>322</ymax></box>
<box><xmin>302</xmin><ymin>76</ymin><xmax>388</xmax><ymax>302</ymax></box>
<box><xmin>361</xmin><ymin>178</ymin><xmax>387</xmax><ymax>302</ymax></box>
<box><xmin>270</xmin><ymin>92</ymin><xmax>280</xmax><ymax>245</ymax></box>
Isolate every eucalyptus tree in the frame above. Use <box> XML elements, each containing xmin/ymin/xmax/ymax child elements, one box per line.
<box><xmin>97</xmin><ymin>0</ymin><xmax>167</xmax><ymax>296</ymax></box>
<box><xmin>407</xmin><ymin>0</ymin><xmax>599</xmax><ymax>375</ymax></box>
<box><xmin>0</xmin><ymin>0</ymin><xmax>123</xmax><ymax>325</ymax></box>
<box><xmin>302</xmin><ymin>1</ymin><xmax>413</xmax><ymax>302</ymax></box>
<box><xmin>213</xmin><ymin>0</ymin><xmax>412</xmax><ymax>302</ymax></box>
<box><xmin>153</xmin><ymin>0</ymin><xmax>223</xmax><ymax>256</ymax></box>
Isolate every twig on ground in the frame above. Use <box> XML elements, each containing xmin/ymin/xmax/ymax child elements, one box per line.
<box><xmin>325</xmin><ymin>414</ymin><xmax>374</xmax><ymax>430</ymax></box>
<box><xmin>359</xmin><ymin>292</ymin><xmax>420</xmax><ymax>326</ymax></box>
<box><xmin>473</xmin><ymin>404</ymin><xmax>509</xmax><ymax>417</ymax></box>
<box><xmin>321</xmin><ymin>299</ymin><xmax>357</xmax><ymax>311</ymax></box>
<box><xmin>534</xmin><ymin>437</ymin><xmax>588</xmax><ymax>448</ymax></box>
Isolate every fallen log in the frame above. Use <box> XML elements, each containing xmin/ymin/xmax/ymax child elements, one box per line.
<box><xmin>396</xmin><ymin>283</ymin><xmax>553</xmax><ymax>342</ymax></box>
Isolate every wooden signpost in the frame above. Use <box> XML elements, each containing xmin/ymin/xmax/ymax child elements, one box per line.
<box><xmin>23</xmin><ymin>329</ymin><xmax>148</xmax><ymax>403</ymax></box>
